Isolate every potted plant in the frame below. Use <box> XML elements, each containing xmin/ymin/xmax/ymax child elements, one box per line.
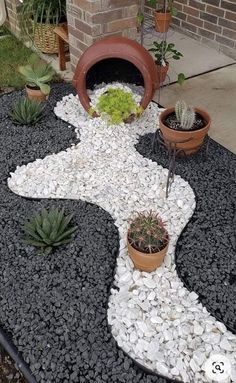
<box><xmin>127</xmin><ymin>211</ymin><xmax>169</xmax><ymax>272</ymax></box>
<box><xmin>147</xmin><ymin>0</ymin><xmax>177</xmax><ymax>33</ymax></box>
<box><xmin>20</xmin><ymin>0</ymin><xmax>67</xmax><ymax>54</ymax></box>
<box><xmin>18</xmin><ymin>54</ymin><xmax>55</xmax><ymax>102</ymax></box>
<box><xmin>159</xmin><ymin>100</ymin><xmax>211</xmax><ymax>155</ymax></box>
<box><xmin>149</xmin><ymin>40</ymin><xmax>185</xmax><ymax>84</ymax></box>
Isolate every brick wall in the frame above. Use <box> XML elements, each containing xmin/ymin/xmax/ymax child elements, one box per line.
<box><xmin>4</xmin><ymin>0</ymin><xmax>21</xmax><ymax>36</ymax></box>
<box><xmin>67</xmin><ymin>0</ymin><xmax>139</xmax><ymax>72</ymax></box>
<box><xmin>145</xmin><ymin>0</ymin><xmax>236</xmax><ymax>60</ymax></box>
<box><xmin>173</xmin><ymin>0</ymin><xmax>236</xmax><ymax>59</ymax></box>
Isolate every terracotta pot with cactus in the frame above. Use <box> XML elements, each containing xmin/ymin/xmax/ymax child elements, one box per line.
<box><xmin>127</xmin><ymin>211</ymin><xmax>169</xmax><ymax>272</ymax></box>
<box><xmin>159</xmin><ymin>100</ymin><xmax>211</xmax><ymax>155</ymax></box>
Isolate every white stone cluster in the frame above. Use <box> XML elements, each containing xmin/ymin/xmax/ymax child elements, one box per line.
<box><xmin>8</xmin><ymin>84</ymin><xmax>236</xmax><ymax>383</ymax></box>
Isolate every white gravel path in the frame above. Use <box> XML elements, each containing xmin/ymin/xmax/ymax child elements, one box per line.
<box><xmin>8</xmin><ymin>84</ymin><xmax>236</xmax><ymax>383</ymax></box>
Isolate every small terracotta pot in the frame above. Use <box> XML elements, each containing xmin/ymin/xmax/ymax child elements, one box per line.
<box><xmin>154</xmin><ymin>11</ymin><xmax>172</xmax><ymax>33</ymax></box>
<box><xmin>156</xmin><ymin>62</ymin><xmax>169</xmax><ymax>83</ymax></box>
<box><xmin>159</xmin><ymin>107</ymin><xmax>211</xmax><ymax>155</ymax></box>
<box><xmin>127</xmin><ymin>240</ymin><xmax>168</xmax><ymax>272</ymax></box>
<box><xmin>26</xmin><ymin>86</ymin><xmax>48</xmax><ymax>102</ymax></box>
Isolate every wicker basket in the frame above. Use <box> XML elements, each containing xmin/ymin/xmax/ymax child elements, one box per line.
<box><xmin>34</xmin><ymin>22</ymin><xmax>67</xmax><ymax>54</ymax></box>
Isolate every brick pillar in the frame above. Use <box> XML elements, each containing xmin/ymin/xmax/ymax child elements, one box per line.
<box><xmin>5</xmin><ymin>0</ymin><xmax>21</xmax><ymax>36</ymax></box>
<box><xmin>67</xmin><ymin>0</ymin><xmax>139</xmax><ymax>72</ymax></box>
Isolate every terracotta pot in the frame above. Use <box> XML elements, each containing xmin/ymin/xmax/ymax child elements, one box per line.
<box><xmin>127</xmin><ymin>240</ymin><xmax>168</xmax><ymax>272</ymax></box>
<box><xmin>156</xmin><ymin>62</ymin><xmax>169</xmax><ymax>83</ymax></box>
<box><xmin>154</xmin><ymin>11</ymin><xmax>172</xmax><ymax>33</ymax></box>
<box><xmin>26</xmin><ymin>86</ymin><xmax>48</xmax><ymax>102</ymax></box>
<box><xmin>73</xmin><ymin>36</ymin><xmax>159</xmax><ymax>115</ymax></box>
<box><xmin>159</xmin><ymin>107</ymin><xmax>211</xmax><ymax>155</ymax></box>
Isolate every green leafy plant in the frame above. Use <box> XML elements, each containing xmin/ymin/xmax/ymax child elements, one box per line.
<box><xmin>147</xmin><ymin>0</ymin><xmax>177</xmax><ymax>16</ymax></box>
<box><xmin>9</xmin><ymin>97</ymin><xmax>44</xmax><ymax>125</ymax></box>
<box><xmin>18</xmin><ymin>53</ymin><xmax>55</xmax><ymax>95</ymax></box>
<box><xmin>175</xmin><ymin>100</ymin><xmax>196</xmax><ymax>130</ymax></box>
<box><xmin>20</xmin><ymin>0</ymin><xmax>66</xmax><ymax>38</ymax></box>
<box><xmin>22</xmin><ymin>207</ymin><xmax>78</xmax><ymax>254</ymax></box>
<box><xmin>149</xmin><ymin>40</ymin><xmax>183</xmax><ymax>65</ymax></box>
<box><xmin>127</xmin><ymin>211</ymin><xmax>169</xmax><ymax>254</ymax></box>
<box><xmin>94</xmin><ymin>88</ymin><xmax>143</xmax><ymax>125</ymax></box>
<box><xmin>149</xmin><ymin>41</ymin><xmax>185</xmax><ymax>85</ymax></box>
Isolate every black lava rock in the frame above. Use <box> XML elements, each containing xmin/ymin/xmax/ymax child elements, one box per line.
<box><xmin>0</xmin><ymin>86</ymin><xmax>176</xmax><ymax>383</ymax></box>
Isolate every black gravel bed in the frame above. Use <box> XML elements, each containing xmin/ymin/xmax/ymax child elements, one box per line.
<box><xmin>0</xmin><ymin>85</ymin><xmax>176</xmax><ymax>383</ymax></box>
<box><xmin>136</xmin><ymin>132</ymin><xmax>236</xmax><ymax>332</ymax></box>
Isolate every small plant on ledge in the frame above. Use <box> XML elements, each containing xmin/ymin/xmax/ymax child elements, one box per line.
<box><xmin>89</xmin><ymin>87</ymin><xmax>143</xmax><ymax>125</ymax></box>
<box><xmin>149</xmin><ymin>40</ymin><xmax>185</xmax><ymax>85</ymax></box>
<box><xmin>127</xmin><ymin>211</ymin><xmax>169</xmax><ymax>272</ymax></box>
<box><xmin>22</xmin><ymin>207</ymin><xmax>78</xmax><ymax>254</ymax></box>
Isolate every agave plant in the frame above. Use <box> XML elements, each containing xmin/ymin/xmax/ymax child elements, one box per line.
<box><xmin>127</xmin><ymin>211</ymin><xmax>169</xmax><ymax>254</ymax></box>
<box><xmin>18</xmin><ymin>53</ymin><xmax>55</xmax><ymax>95</ymax></box>
<box><xmin>23</xmin><ymin>207</ymin><xmax>78</xmax><ymax>254</ymax></box>
<box><xmin>9</xmin><ymin>97</ymin><xmax>44</xmax><ymax>125</ymax></box>
<box><xmin>175</xmin><ymin>100</ymin><xmax>196</xmax><ymax>130</ymax></box>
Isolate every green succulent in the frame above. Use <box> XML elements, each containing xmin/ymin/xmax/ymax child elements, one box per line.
<box><xmin>128</xmin><ymin>211</ymin><xmax>169</xmax><ymax>254</ymax></box>
<box><xmin>94</xmin><ymin>88</ymin><xmax>143</xmax><ymax>125</ymax></box>
<box><xmin>18</xmin><ymin>53</ymin><xmax>55</xmax><ymax>95</ymax></box>
<box><xmin>23</xmin><ymin>207</ymin><xmax>78</xmax><ymax>254</ymax></box>
<box><xmin>9</xmin><ymin>97</ymin><xmax>44</xmax><ymax>125</ymax></box>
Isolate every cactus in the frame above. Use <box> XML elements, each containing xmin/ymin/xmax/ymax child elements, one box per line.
<box><xmin>180</xmin><ymin>106</ymin><xmax>196</xmax><ymax>130</ymax></box>
<box><xmin>9</xmin><ymin>97</ymin><xmax>44</xmax><ymax>125</ymax></box>
<box><xmin>22</xmin><ymin>207</ymin><xmax>78</xmax><ymax>254</ymax></box>
<box><xmin>175</xmin><ymin>100</ymin><xmax>187</xmax><ymax>123</ymax></box>
<box><xmin>175</xmin><ymin>100</ymin><xmax>196</xmax><ymax>130</ymax></box>
<box><xmin>127</xmin><ymin>211</ymin><xmax>169</xmax><ymax>254</ymax></box>
<box><xmin>18</xmin><ymin>54</ymin><xmax>55</xmax><ymax>95</ymax></box>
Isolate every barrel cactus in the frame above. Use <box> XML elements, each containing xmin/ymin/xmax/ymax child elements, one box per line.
<box><xmin>127</xmin><ymin>211</ymin><xmax>169</xmax><ymax>254</ymax></box>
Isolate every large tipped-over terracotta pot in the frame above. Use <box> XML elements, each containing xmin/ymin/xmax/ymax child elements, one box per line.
<box><xmin>73</xmin><ymin>36</ymin><xmax>159</xmax><ymax>115</ymax></box>
<box><xmin>159</xmin><ymin>107</ymin><xmax>211</xmax><ymax>155</ymax></box>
